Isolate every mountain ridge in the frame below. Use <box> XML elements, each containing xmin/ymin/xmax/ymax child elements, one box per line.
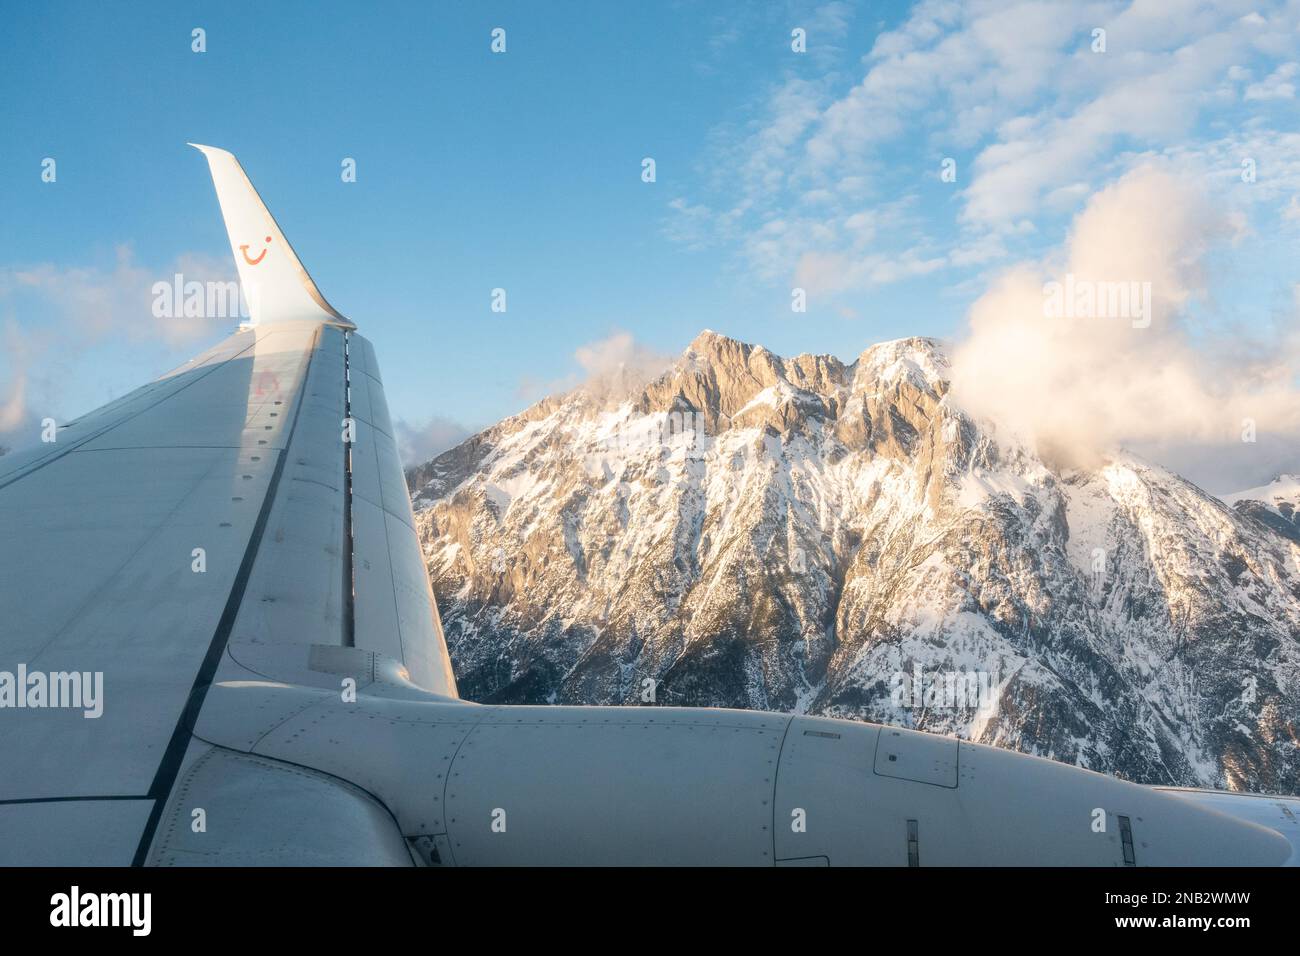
<box><xmin>408</xmin><ymin>331</ymin><xmax>1300</xmax><ymax>792</ymax></box>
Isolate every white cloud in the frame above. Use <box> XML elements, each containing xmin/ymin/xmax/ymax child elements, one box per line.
<box><xmin>573</xmin><ymin>329</ymin><xmax>673</xmax><ymax>399</ymax></box>
<box><xmin>0</xmin><ymin>245</ymin><xmax>235</xmax><ymax>347</ymax></box>
<box><xmin>0</xmin><ymin>246</ymin><xmax>240</xmax><ymax>450</ymax></box>
<box><xmin>395</xmin><ymin>416</ymin><xmax>472</xmax><ymax>466</ymax></box>
<box><xmin>0</xmin><ymin>322</ymin><xmax>29</xmax><ymax>434</ymax></box>
<box><xmin>948</xmin><ymin>164</ymin><xmax>1300</xmax><ymax>480</ymax></box>
<box><xmin>665</xmin><ymin>0</ymin><xmax>1300</xmax><ymax>302</ymax></box>
<box><xmin>517</xmin><ymin>330</ymin><xmax>673</xmax><ymax>405</ymax></box>
<box><xmin>1244</xmin><ymin>60</ymin><xmax>1299</xmax><ymax>98</ymax></box>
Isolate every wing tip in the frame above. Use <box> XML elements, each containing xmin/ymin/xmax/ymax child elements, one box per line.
<box><xmin>187</xmin><ymin>142</ymin><xmax>226</xmax><ymax>158</ymax></box>
<box><xmin>188</xmin><ymin>142</ymin><xmax>357</xmax><ymax>331</ymax></box>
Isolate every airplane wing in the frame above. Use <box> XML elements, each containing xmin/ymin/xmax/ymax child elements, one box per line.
<box><xmin>2</xmin><ymin>146</ymin><xmax>1295</xmax><ymax>869</ymax></box>
<box><xmin>0</xmin><ymin>146</ymin><xmax>459</xmax><ymax>866</ymax></box>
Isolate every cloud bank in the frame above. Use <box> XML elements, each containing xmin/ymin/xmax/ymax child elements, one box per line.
<box><xmin>948</xmin><ymin>164</ymin><xmax>1300</xmax><ymax>488</ymax></box>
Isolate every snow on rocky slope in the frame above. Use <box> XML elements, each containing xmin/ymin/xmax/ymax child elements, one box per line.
<box><xmin>1222</xmin><ymin>476</ymin><xmax>1300</xmax><ymax>544</ymax></box>
<box><xmin>408</xmin><ymin>332</ymin><xmax>1300</xmax><ymax>792</ymax></box>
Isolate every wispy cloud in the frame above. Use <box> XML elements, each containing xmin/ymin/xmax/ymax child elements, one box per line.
<box><xmin>395</xmin><ymin>415</ymin><xmax>473</xmax><ymax>466</ymax></box>
<box><xmin>0</xmin><ymin>245</ymin><xmax>234</xmax><ymax>347</ymax></box>
<box><xmin>0</xmin><ymin>245</ymin><xmax>238</xmax><ymax>449</ymax></box>
<box><xmin>517</xmin><ymin>329</ymin><xmax>673</xmax><ymax>405</ymax></box>
<box><xmin>665</xmin><ymin>0</ymin><xmax>1300</xmax><ymax>302</ymax></box>
<box><xmin>1244</xmin><ymin>60</ymin><xmax>1299</xmax><ymax>100</ymax></box>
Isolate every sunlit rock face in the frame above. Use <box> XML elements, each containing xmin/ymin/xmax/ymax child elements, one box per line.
<box><xmin>408</xmin><ymin>332</ymin><xmax>1300</xmax><ymax>793</ymax></box>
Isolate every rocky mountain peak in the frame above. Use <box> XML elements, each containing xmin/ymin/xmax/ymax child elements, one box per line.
<box><xmin>852</xmin><ymin>335</ymin><xmax>949</xmax><ymax>397</ymax></box>
<box><xmin>407</xmin><ymin>331</ymin><xmax>1300</xmax><ymax>793</ymax></box>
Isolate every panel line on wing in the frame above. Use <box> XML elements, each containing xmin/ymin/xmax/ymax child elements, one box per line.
<box><xmin>343</xmin><ymin>331</ymin><xmax>357</xmax><ymax>647</ymax></box>
<box><xmin>0</xmin><ymin>795</ymin><xmax>149</xmax><ymax>805</ymax></box>
<box><xmin>130</xmin><ymin>327</ymin><xmax>323</xmax><ymax>866</ymax></box>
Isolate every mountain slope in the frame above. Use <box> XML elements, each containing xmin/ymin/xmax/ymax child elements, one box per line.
<box><xmin>409</xmin><ymin>332</ymin><xmax>1300</xmax><ymax>792</ymax></box>
<box><xmin>1223</xmin><ymin>476</ymin><xmax>1300</xmax><ymax>544</ymax></box>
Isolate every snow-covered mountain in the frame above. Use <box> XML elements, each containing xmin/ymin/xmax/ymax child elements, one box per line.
<box><xmin>1222</xmin><ymin>476</ymin><xmax>1300</xmax><ymax>545</ymax></box>
<box><xmin>408</xmin><ymin>332</ymin><xmax>1300</xmax><ymax>793</ymax></box>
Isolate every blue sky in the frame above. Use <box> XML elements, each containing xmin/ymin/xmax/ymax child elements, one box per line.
<box><xmin>2</xmin><ymin>1</ymin><xmax>1298</xmax><ymax>482</ymax></box>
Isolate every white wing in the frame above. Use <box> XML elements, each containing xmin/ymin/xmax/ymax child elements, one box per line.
<box><xmin>2</xmin><ymin>147</ymin><xmax>1293</xmax><ymax>869</ymax></box>
<box><xmin>0</xmin><ymin>147</ymin><xmax>457</xmax><ymax>865</ymax></box>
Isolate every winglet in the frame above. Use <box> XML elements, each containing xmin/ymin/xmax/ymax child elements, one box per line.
<box><xmin>189</xmin><ymin>144</ymin><xmax>355</xmax><ymax>329</ymax></box>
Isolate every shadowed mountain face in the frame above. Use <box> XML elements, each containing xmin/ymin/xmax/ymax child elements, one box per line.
<box><xmin>408</xmin><ymin>331</ymin><xmax>1300</xmax><ymax>793</ymax></box>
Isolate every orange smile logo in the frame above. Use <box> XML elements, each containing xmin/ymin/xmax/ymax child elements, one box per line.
<box><xmin>240</xmin><ymin>235</ymin><xmax>272</xmax><ymax>266</ymax></box>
